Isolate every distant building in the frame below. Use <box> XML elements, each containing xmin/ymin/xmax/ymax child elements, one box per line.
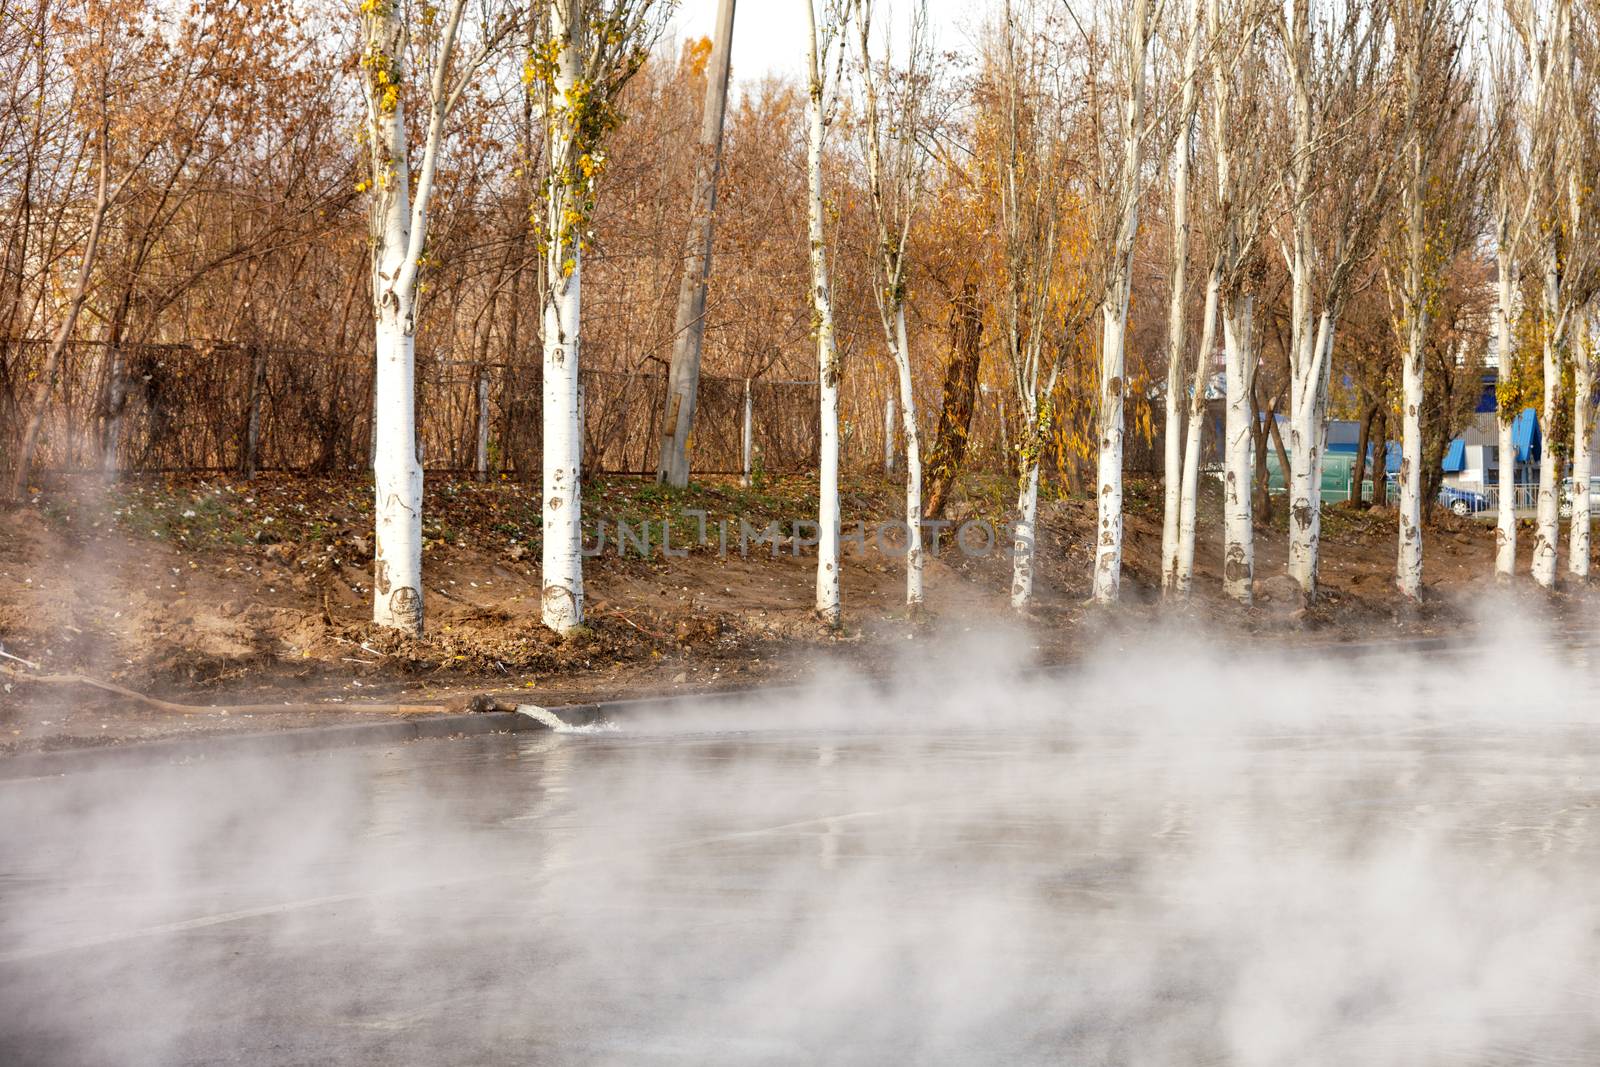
<box><xmin>1438</xmin><ymin>375</ymin><xmax>1540</xmax><ymax>493</ymax></box>
<box><xmin>1260</xmin><ymin>370</ymin><xmax>1547</xmax><ymax>503</ymax></box>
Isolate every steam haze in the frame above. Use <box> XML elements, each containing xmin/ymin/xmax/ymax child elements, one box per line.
<box><xmin>4</xmin><ymin>615</ymin><xmax>1600</xmax><ymax>1064</ymax></box>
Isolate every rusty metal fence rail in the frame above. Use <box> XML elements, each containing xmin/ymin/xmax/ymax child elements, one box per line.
<box><xmin>0</xmin><ymin>339</ymin><xmax>821</xmax><ymax>480</ymax></box>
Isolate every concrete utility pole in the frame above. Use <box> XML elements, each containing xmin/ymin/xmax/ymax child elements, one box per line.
<box><xmin>656</xmin><ymin>0</ymin><xmax>736</xmax><ymax>487</ymax></box>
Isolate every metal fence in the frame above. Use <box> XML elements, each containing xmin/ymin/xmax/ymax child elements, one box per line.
<box><xmin>1356</xmin><ymin>480</ymin><xmax>1540</xmax><ymax>515</ymax></box>
<box><xmin>0</xmin><ymin>339</ymin><xmax>820</xmax><ymax>480</ymax></box>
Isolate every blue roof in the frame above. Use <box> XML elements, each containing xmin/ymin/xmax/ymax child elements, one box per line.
<box><xmin>1442</xmin><ymin>438</ymin><xmax>1466</xmax><ymax>472</ymax></box>
<box><xmin>1512</xmin><ymin>408</ymin><xmax>1539</xmax><ymax>462</ymax></box>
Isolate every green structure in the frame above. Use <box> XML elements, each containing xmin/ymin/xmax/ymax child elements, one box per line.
<box><xmin>1263</xmin><ymin>451</ymin><xmax>1363</xmax><ymax>504</ymax></box>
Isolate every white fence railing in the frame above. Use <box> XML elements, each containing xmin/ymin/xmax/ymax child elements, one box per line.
<box><xmin>1358</xmin><ymin>480</ymin><xmax>1539</xmax><ymax>514</ymax></box>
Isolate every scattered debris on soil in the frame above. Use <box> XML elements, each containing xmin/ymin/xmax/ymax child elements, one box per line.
<box><xmin>0</xmin><ymin>470</ymin><xmax>1587</xmax><ymax>753</ymax></box>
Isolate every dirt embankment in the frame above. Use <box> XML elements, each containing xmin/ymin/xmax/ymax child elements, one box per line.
<box><xmin>0</xmin><ymin>471</ymin><xmax>1583</xmax><ymax>753</ymax></box>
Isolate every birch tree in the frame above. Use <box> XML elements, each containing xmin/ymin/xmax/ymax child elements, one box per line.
<box><xmin>1490</xmin><ymin>206</ymin><xmax>1527</xmax><ymax>578</ymax></box>
<box><xmin>1275</xmin><ymin>0</ymin><xmax>1398</xmax><ymax>601</ymax></box>
<box><xmin>1160</xmin><ymin>0</ymin><xmax>1210</xmax><ymax>595</ymax></box>
<box><xmin>532</xmin><ymin>0</ymin><xmax>667</xmax><ymax>633</ymax></box>
<box><xmin>1198</xmin><ymin>0</ymin><xmax>1273</xmax><ymax>602</ymax></box>
<box><xmin>655</xmin><ymin>0</ymin><xmax>736</xmax><ymax>488</ymax></box>
<box><xmin>1502</xmin><ymin>0</ymin><xmax>1598</xmax><ymax>587</ymax></box>
<box><xmin>1572</xmin><ymin>306</ymin><xmax>1597</xmax><ymax>579</ymax></box>
<box><xmin>852</xmin><ymin>0</ymin><xmax>934</xmax><ymax>609</ymax></box>
<box><xmin>360</xmin><ymin>0</ymin><xmax>510</xmax><ymax>634</ymax></box>
<box><xmin>1487</xmin><ymin>12</ymin><xmax>1546</xmax><ymax>579</ymax></box>
<box><xmin>1385</xmin><ymin>0</ymin><xmax>1471</xmax><ymax>601</ymax></box>
<box><xmin>1558</xmin><ymin>2</ymin><xmax>1599</xmax><ymax>582</ymax></box>
<box><xmin>985</xmin><ymin>1</ymin><xmax>1082</xmax><ymax>609</ymax></box>
<box><xmin>1088</xmin><ymin>0</ymin><xmax>1158</xmax><ymax>604</ymax></box>
<box><xmin>804</xmin><ymin>0</ymin><xmax>850</xmax><ymax>627</ymax></box>
<box><xmin>1505</xmin><ymin>0</ymin><xmax>1569</xmax><ymax>587</ymax></box>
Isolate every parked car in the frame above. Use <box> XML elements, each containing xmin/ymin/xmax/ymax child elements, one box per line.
<box><xmin>1558</xmin><ymin>476</ymin><xmax>1600</xmax><ymax>518</ymax></box>
<box><xmin>1439</xmin><ymin>486</ymin><xmax>1488</xmax><ymax>516</ymax></box>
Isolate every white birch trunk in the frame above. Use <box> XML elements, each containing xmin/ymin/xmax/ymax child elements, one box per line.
<box><xmin>1496</xmin><ymin>416</ymin><xmax>1517</xmax><ymax>576</ymax></box>
<box><xmin>367</xmin><ymin>27</ymin><xmax>424</xmax><ymax>634</ymax></box>
<box><xmin>1395</xmin><ymin>81</ymin><xmax>1428</xmax><ymax>602</ymax></box>
<box><xmin>893</xmin><ymin>304</ymin><xmax>924</xmax><ymax>607</ymax></box>
<box><xmin>1287</xmin><ymin>311</ymin><xmax>1332</xmax><ymax>596</ymax></box>
<box><xmin>1396</xmin><ymin>323</ymin><xmax>1424</xmax><ymax>599</ymax></box>
<box><xmin>1092</xmin><ymin>299</ymin><xmax>1129</xmax><ymax>603</ymax></box>
<box><xmin>1011</xmin><ymin>457</ymin><xmax>1040</xmax><ymax>609</ymax></box>
<box><xmin>1175</xmin><ymin>268</ymin><xmax>1220</xmax><ymax>595</ymax></box>
<box><xmin>1162</xmin><ymin>351</ymin><xmax>1185</xmax><ymax>593</ymax></box>
<box><xmin>361</xmin><ymin>0</ymin><xmax>472</xmax><ymax>634</ymax></box>
<box><xmin>1531</xmin><ymin>237</ymin><xmax>1561</xmax><ymax>588</ymax></box>
<box><xmin>372</xmin><ymin>301</ymin><xmax>424</xmax><ymax>632</ymax></box>
<box><xmin>805</xmin><ymin>1</ymin><xmax>841</xmax><ymax>627</ymax></box>
<box><xmin>541</xmin><ymin>5</ymin><xmax>585</xmax><ymax>632</ymax></box>
<box><xmin>1569</xmin><ymin>345</ymin><xmax>1591</xmax><ymax>580</ymax></box>
<box><xmin>1493</xmin><ymin>237</ymin><xmax>1518</xmax><ymax>578</ymax></box>
<box><xmin>1221</xmin><ymin>292</ymin><xmax>1254</xmax><ymax>603</ymax></box>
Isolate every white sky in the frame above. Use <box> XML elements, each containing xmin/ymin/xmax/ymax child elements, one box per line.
<box><xmin>668</xmin><ymin>0</ymin><xmax>980</xmax><ymax>83</ymax></box>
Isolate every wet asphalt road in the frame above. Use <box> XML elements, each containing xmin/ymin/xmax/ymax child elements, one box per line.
<box><xmin>4</xmin><ymin>664</ymin><xmax>1600</xmax><ymax>1065</ymax></box>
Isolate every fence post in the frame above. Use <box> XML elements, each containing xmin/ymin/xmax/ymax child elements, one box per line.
<box><xmin>741</xmin><ymin>377</ymin><xmax>753</xmax><ymax>488</ymax></box>
<box><xmin>475</xmin><ymin>365</ymin><xmax>490</xmax><ymax>483</ymax></box>
<box><xmin>242</xmin><ymin>344</ymin><xmax>267</xmax><ymax>479</ymax></box>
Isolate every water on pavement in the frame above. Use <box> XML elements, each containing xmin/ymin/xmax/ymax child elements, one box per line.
<box><xmin>4</xmin><ymin>629</ymin><xmax>1600</xmax><ymax>1065</ymax></box>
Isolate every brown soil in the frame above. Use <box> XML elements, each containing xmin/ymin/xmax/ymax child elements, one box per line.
<box><xmin>0</xmin><ymin>470</ymin><xmax>1585</xmax><ymax>754</ymax></box>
